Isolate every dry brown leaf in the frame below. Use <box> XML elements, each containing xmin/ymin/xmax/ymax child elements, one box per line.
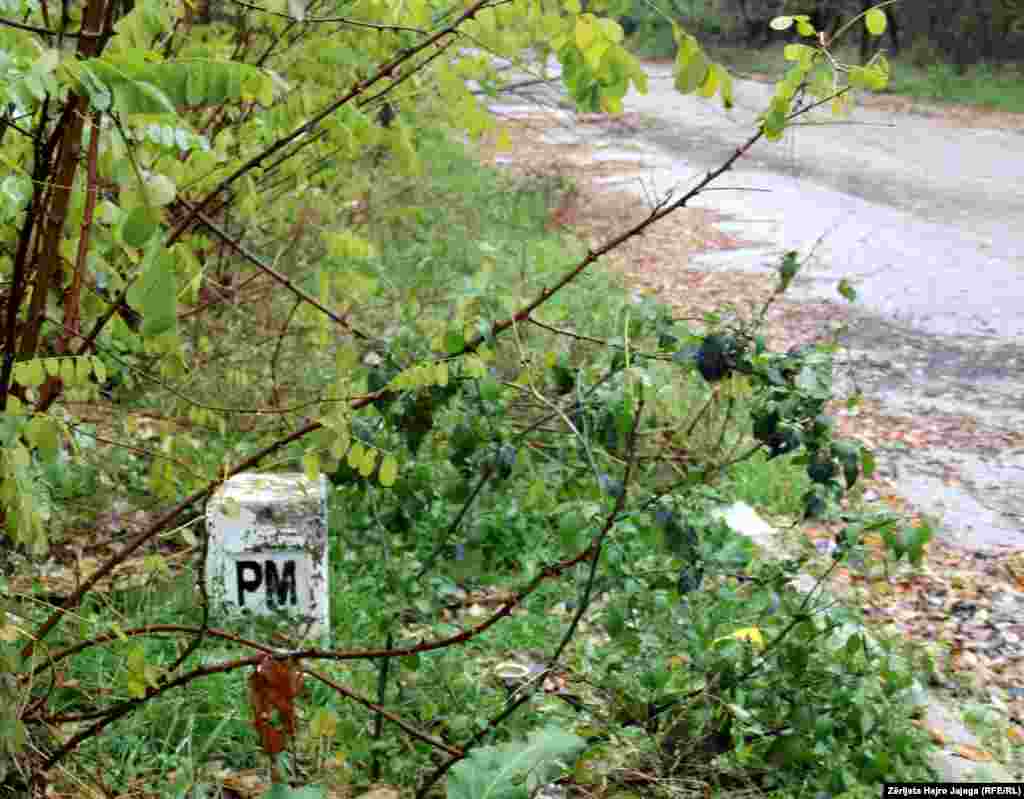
<box><xmin>952</xmin><ymin>744</ymin><xmax>995</xmax><ymax>762</ymax></box>
<box><xmin>249</xmin><ymin>656</ymin><xmax>304</xmax><ymax>758</ymax></box>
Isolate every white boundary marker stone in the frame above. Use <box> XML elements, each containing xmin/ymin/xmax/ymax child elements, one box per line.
<box><xmin>206</xmin><ymin>473</ymin><xmax>329</xmax><ymax>642</ymax></box>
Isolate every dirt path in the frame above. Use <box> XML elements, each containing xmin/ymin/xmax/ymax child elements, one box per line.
<box><xmin>477</xmin><ymin>57</ymin><xmax>1024</xmax><ymax>555</ymax></box>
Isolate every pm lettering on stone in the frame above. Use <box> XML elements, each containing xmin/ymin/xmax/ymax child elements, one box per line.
<box><xmin>206</xmin><ymin>473</ymin><xmax>330</xmax><ymax>642</ymax></box>
<box><xmin>235</xmin><ymin>559</ymin><xmax>298</xmax><ymax>607</ymax></box>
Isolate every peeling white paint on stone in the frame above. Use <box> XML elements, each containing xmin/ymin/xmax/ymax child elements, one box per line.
<box><xmin>206</xmin><ymin>473</ymin><xmax>329</xmax><ymax>642</ymax></box>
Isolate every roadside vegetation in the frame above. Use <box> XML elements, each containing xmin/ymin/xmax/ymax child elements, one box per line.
<box><xmin>621</xmin><ymin>1</ymin><xmax>1024</xmax><ymax>114</ymax></box>
<box><xmin>0</xmin><ymin>1</ymin><xmax>950</xmax><ymax>797</ymax></box>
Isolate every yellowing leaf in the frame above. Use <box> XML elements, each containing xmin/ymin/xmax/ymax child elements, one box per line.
<box><xmin>302</xmin><ymin>451</ymin><xmax>320</xmax><ymax>482</ymax></box>
<box><xmin>0</xmin><ymin>624</ymin><xmax>22</xmax><ymax>642</ymax></box>
<box><xmin>575</xmin><ymin>14</ymin><xmax>596</xmax><ymax>50</ymax></box>
<box><xmin>465</xmin><ymin>356</ymin><xmax>487</xmax><ymax>379</ymax></box>
<box><xmin>379</xmin><ymin>454</ymin><xmax>398</xmax><ymax>487</ymax></box>
<box><xmin>323</xmin><ymin>230</ymin><xmax>375</xmax><ymax>258</ymax></box>
<box><xmin>75</xmin><ymin>357</ymin><xmax>92</xmax><ymax>386</ymax></box>
<box><xmin>92</xmin><ymin>357</ymin><xmax>107</xmax><ymax>384</ymax></box>
<box><xmin>329</xmin><ymin>428</ymin><xmax>350</xmax><ymax>459</ymax></box>
<box><xmin>347</xmin><ymin>441</ymin><xmax>363</xmax><ymax>469</ymax></box>
<box><xmin>715</xmin><ymin>627</ymin><xmax>766</xmax><ymax>650</ymax></box>
<box><xmin>358</xmin><ymin>447</ymin><xmax>376</xmax><ymax>477</ymax></box>
<box><xmin>865</xmin><ymin>8</ymin><xmax>887</xmax><ymax>36</ymax></box>
<box><xmin>335</xmin><ymin>345</ymin><xmax>358</xmax><ymax>373</ymax></box>
<box><xmin>597</xmin><ymin>17</ymin><xmax>624</xmax><ymax>43</ymax></box>
<box><xmin>795</xmin><ymin>18</ymin><xmax>815</xmax><ymax>37</ymax></box>
<box><xmin>310</xmin><ymin>708</ymin><xmax>338</xmax><ymax>739</ymax></box>
<box><xmin>14</xmin><ymin>359</ymin><xmax>45</xmax><ymax>388</ymax></box>
<box><xmin>697</xmin><ymin>63</ymin><xmax>720</xmax><ymax>98</ymax></box>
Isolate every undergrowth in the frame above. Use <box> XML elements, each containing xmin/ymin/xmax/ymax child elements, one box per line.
<box><xmin>16</xmin><ymin>122</ymin><xmax>939</xmax><ymax>798</ymax></box>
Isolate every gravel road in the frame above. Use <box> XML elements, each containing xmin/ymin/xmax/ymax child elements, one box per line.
<box><xmin>487</xmin><ymin>57</ymin><xmax>1024</xmax><ymax>551</ymax></box>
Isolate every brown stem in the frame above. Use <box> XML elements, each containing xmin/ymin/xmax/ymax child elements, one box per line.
<box><xmin>19</xmin><ymin>0</ymin><xmax>109</xmax><ymax>360</ymax></box>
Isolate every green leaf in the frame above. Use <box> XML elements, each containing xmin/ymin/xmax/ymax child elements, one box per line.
<box><xmin>14</xmin><ymin>359</ymin><xmax>45</xmax><ymax>388</ymax></box>
<box><xmin>24</xmin><ymin>415</ymin><xmax>60</xmax><ymax>459</ymax></box>
<box><xmin>126</xmin><ymin>242</ymin><xmax>177</xmax><ymax>337</ymax></box>
<box><xmin>121</xmin><ymin>207</ymin><xmax>159</xmax><ymax>247</ymax></box>
<box><xmin>837</xmin><ymin>278</ymin><xmax>857</xmax><ymax>302</ymax></box>
<box><xmin>861</xmin><ymin>448</ymin><xmax>876</xmax><ymax>479</ymax></box>
<box><xmin>795</xmin><ymin>17</ymin><xmax>816</xmax><ymax>37</ymax></box>
<box><xmin>347</xmin><ymin>441</ymin><xmax>363</xmax><ymax>469</ymax></box>
<box><xmin>358</xmin><ymin>447</ymin><xmax>376</xmax><ymax>478</ymax></box>
<box><xmin>697</xmin><ymin>62</ymin><xmax>720</xmax><ymax>98</ymax></box>
<box><xmin>718</xmin><ymin>66</ymin><xmax>734</xmax><ymax>109</ymax></box>
<box><xmin>447</xmin><ymin>726</ymin><xmax>584</xmax><ymax>799</ymax></box>
<box><xmin>378</xmin><ymin>454</ymin><xmax>398</xmax><ymax>487</ymax></box>
<box><xmin>92</xmin><ymin>357</ymin><xmax>107</xmax><ymax>385</ymax></box>
<box><xmin>479</xmin><ymin>375</ymin><xmax>500</xmax><ymax>402</ymax></box>
<box><xmin>673</xmin><ymin>34</ymin><xmax>709</xmax><ymax>95</ymax></box>
<box><xmin>769</xmin><ymin>15</ymin><xmax>794</xmax><ymax>31</ymax></box>
<box><xmin>145</xmin><ymin>173</ymin><xmax>176</xmax><ymax>207</ymax></box>
<box><xmin>558</xmin><ymin>510</ymin><xmax>587</xmax><ymax>554</ymax></box>
<box><xmin>186</xmin><ymin>65</ymin><xmax>206</xmax><ymax>106</ymax></box>
<box><xmin>303</xmin><ymin>451</ymin><xmax>320</xmax><ymax>482</ymax></box>
<box><xmin>444</xmin><ymin>328</ymin><xmax>465</xmax><ymax>354</ymax></box>
<box><xmin>865</xmin><ymin>8</ymin><xmax>887</xmax><ymax>36</ymax></box>
<box><xmin>848</xmin><ymin>66</ymin><xmax>871</xmax><ymax>90</ymax></box>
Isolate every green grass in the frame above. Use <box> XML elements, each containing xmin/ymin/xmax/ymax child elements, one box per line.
<box><xmin>16</xmin><ymin>117</ymin><xmax>930</xmax><ymax>797</ymax></box>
